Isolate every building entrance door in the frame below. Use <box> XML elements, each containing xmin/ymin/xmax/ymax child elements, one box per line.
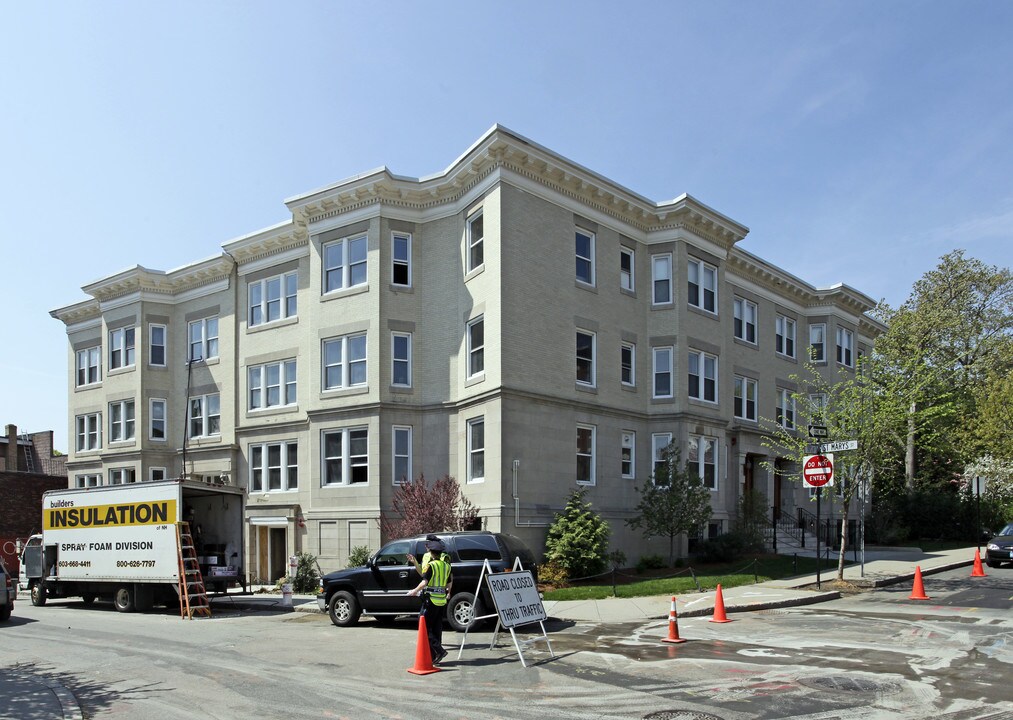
<box><xmin>269</xmin><ymin>527</ymin><xmax>286</xmax><ymax>583</ymax></box>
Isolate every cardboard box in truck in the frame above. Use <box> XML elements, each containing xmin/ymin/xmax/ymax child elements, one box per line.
<box><xmin>22</xmin><ymin>479</ymin><xmax>245</xmax><ymax>613</ymax></box>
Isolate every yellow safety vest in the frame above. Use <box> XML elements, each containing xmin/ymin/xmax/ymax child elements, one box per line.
<box><xmin>425</xmin><ymin>558</ymin><xmax>451</xmax><ymax>607</ymax></box>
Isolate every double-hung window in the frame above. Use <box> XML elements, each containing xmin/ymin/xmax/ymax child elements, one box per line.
<box><xmin>467</xmin><ymin>418</ymin><xmax>485</xmax><ymax>483</ymax></box>
<box><xmin>250</xmin><ymin>441</ymin><xmax>298</xmax><ymax>492</ymax></box>
<box><xmin>620</xmin><ymin>247</ymin><xmax>635</xmax><ymax>291</ymax></box>
<box><xmin>466</xmin><ymin>212</ymin><xmax>484</xmax><ymax>272</ymax></box>
<box><xmin>75</xmin><ymin>474</ymin><xmax>100</xmax><ymax>488</ymax></box>
<box><xmin>188</xmin><ymin>317</ymin><xmax>219</xmax><ymax>362</ymax></box>
<box><xmin>776</xmin><ymin>315</ymin><xmax>796</xmax><ymax>358</ymax></box>
<box><xmin>467</xmin><ymin>317</ymin><xmax>484</xmax><ymax>377</ymax></box>
<box><xmin>324</xmin><ymin>235</ymin><xmax>368</xmax><ymax>292</ymax></box>
<box><xmin>109</xmin><ymin>400</ymin><xmax>135</xmax><ymax>442</ymax></box>
<box><xmin>733</xmin><ymin>298</ymin><xmax>757</xmax><ymax>343</ymax></box>
<box><xmin>688</xmin><ymin>435</ymin><xmax>717</xmax><ymax>490</ymax></box>
<box><xmin>621</xmin><ymin>431</ymin><xmax>635</xmax><ymax>479</ymax></box>
<box><xmin>809</xmin><ymin>324</ymin><xmax>826</xmax><ymax>362</ymax></box>
<box><xmin>250</xmin><ymin>360</ymin><xmax>297</xmax><ymax>409</ymax></box>
<box><xmin>809</xmin><ymin>393</ymin><xmax>828</xmax><ymax>423</ymax></box>
<box><xmin>109</xmin><ymin>327</ymin><xmax>136</xmax><ymax>370</ymax></box>
<box><xmin>189</xmin><ymin>393</ymin><xmax>221</xmax><ymax>438</ymax></box>
<box><xmin>688</xmin><ymin>350</ymin><xmax>718</xmax><ymax>403</ymax></box>
<box><xmin>150</xmin><ymin>398</ymin><xmax>166</xmax><ymax>441</ymax></box>
<box><xmin>652</xmin><ymin>433</ymin><xmax>672</xmax><ymax>481</ymax></box>
<box><xmin>149</xmin><ymin>325</ymin><xmax>166</xmax><ymax>367</ymax></box>
<box><xmin>734</xmin><ymin>376</ymin><xmax>757</xmax><ymax>421</ymax></box>
<box><xmin>652</xmin><ymin>254</ymin><xmax>672</xmax><ymax>305</ymax></box>
<box><xmin>323</xmin><ymin>335</ymin><xmax>367</xmax><ymax>390</ymax></box>
<box><xmin>653</xmin><ymin>347</ymin><xmax>673</xmax><ymax>398</ymax></box>
<box><xmin>576</xmin><ymin>424</ymin><xmax>596</xmax><ymax>485</ymax></box>
<box><xmin>575</xmin><ymin>229</ymin><xmax>595</xmax><ymax>285</ymax></box>
<box><xmin>836</xmin><ymin>327</ymin><xmax>854</xmax><ymax>367</ymax></box>
<box><xmin>322</xmin><ymin>427</ymin><xmax>368</xmax><ymax>486</ymax></box>
<box><xmin>393</xmin><ymin>426</ymin><xmax>412</xmax><ymax>484</ymax></box>
<box><xmin>76</xmin><ymin>413</ymin><xmax>101</xmax><ymax>451</ymax></box>
<box><xmin>621</xmin><ymin>342</ymin><xmax>635</xmax><ymax>386</ymax></box>
<box><xmin>687</xmin><ymin>258</ymin><xmax>717</xmax><ymax>313</ymax></box>
<box><xmin>109</xmin><ymin>468</ymin><xmax>136</xmax><ymax>485</ymax></box>
<box><xmin>776</xmin><ymin>388</ymin><xmax>796</xmax><ymax>430</ymax></box>
<box><xmin>250</xmin><ymin>271</ymin><xmax>297</xmax><ymax>326</ymax></box>
<box><xmin>150</xmin><ymin>467</ymin><xmax>166</xmax><ymax>482</ymax></box>
<box><xmin>76</xmin><ymin>346</ymin><xmax>101</xmax><ymax>387</ymax></box>
<box><xmin>391</xmin><ymin>333</ymin><xmax>411</xmax><ymax>387</ymax></box>
<box><xmin>576</xmin><ymin>331</ymin><xmax>595</xmax><ymax>386</ymax></box>
<box><xmin>392</xmin><ymin>232</ymin><xmax>411</xmax><ymax>287</ymax></box>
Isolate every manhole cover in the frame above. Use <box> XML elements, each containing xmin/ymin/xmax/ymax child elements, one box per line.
<box><xmin>643</xmin><ymin>712</ymin><xmax>725</xmax><ymax>720</ymax></box>
<box><xmin>799</xmin><ymin>675</ymin><xmax>899</xmax><ymax>694</ymax></box>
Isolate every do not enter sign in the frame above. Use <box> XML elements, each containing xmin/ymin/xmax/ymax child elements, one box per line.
<box><xmin>803</xmin><ymin>453</ymin><xmax>834</xmax><ymax>487</ymax></box>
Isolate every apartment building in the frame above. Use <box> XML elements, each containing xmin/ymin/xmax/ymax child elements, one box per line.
<box><xmin>51</xmin><ymin>126</ymin><xmax>882</xmax><ymax>582</ymax></box>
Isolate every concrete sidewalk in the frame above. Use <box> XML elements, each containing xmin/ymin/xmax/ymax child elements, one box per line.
<box><xmin>1</xmin><ymin>545</ymin><xmax>979</xmax><ymax>719</ymax></box>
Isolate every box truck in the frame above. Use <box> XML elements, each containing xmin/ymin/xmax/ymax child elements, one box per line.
<box><xmin>21</xmin><ymin>479</ymin><xmax>245</xmax><ymax>613</ymax></box>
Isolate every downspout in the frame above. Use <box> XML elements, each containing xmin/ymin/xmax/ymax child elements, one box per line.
<box><xmin>512</xmin><ymin>459</ymin><xmax>550</xmax><ymax>527</ymax></box>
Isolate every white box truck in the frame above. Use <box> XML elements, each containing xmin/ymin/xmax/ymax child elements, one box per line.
<box><xmin>21</xmin><ymin>479</ymin><xmax>245</xmax><ymax>613</ymax></box>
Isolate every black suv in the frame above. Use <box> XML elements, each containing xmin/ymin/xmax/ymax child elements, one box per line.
<box><xmin>317</xmin><ymin>531</ymin><xmax>537</xmax><ymax>631</ymax></box>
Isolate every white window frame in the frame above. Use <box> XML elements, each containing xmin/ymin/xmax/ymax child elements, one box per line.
<box><xmin>188</xmin><ymin>317</ymin><xmax>219</xmax><ymax>362</ymax></box>
<box><xmin>836</xmin><ymin>327</ymin><xmax>854</xmax><ymax>367</ymax></box>
<box><xmin>149</xmin><ymin>398</ymin><xmax>167</xmax><ymax>441</ymax></box>
<box><xmin>467</xmin><ymin>316</ymin><xmax>484</xmax><ymax>378</ymax></box>
<box><xmin>323</xmin><ymin>234</ymin><xmax>368</xmax><ymax>293</ymax></box>
<box><xmin>148</xmin><ymin>324</ymin><xmax>166</xmax><ymax>367</ymax></box>
<box><xmin>392</xmin><ymin>425</ymin><xmax>412</xmax><ymax>485</ymax></box>
<box><xmin>250</xmin><ymin>440</ymin><xmax>299</xmax><ymax>492</ymax></box>
<box><xmin>652</xmin><ymin>432</ymin><xmax>672</xmax><ymax>482</ymax></box>
<box><xmin>776</xmin><ymin>315</ymin><xmax>796</xmax><ymax>358</ymax></box>
<box><xmin>467</xmin><ymin>418</ymin><xmax>485</xmax><ymax>484</ymax></box>
<box><xmin>391</xmin><ymin>232</ymin><xmax>412</xmax><ymax>287</ymax></box>
<box><xmin>109</xmin><ymin>399</ymin><xmax>135</xmax><ymax>442</ymax></box>
<box><xmin>776</xmin><ymin>388</ymin><xmax>796</xmax><ymax>430</ymax></box>
<box><xmin>576</xmin><ymin>424</ymin><xmax>596</xmax><ymax>486</ymax></box>
<box><xmin>149</xmin><ymin>467</ymin><xmax>166</xmax><ymax>482</ymax></box>
<box><xmin>109</xmin><ymin>326</ymin><xmax>136</xmax><ymax>370</ymax></box>
<box><xmin>621</xmin><ymin>430</ymin><xmax>635</xmax><ymax>479</ymax></box>
<box><xmin>249</xmin><ymin>360</ymin><xmax>297</xmax><ymax>410</ymax></box>
<box><xmin>653</xmin><ymin>347</ymin><xmax>673</xmax><ymax>399</ymax></box>
<box><xmin>734</xmin><ymin>376</ymin><xmax>757</xmax><ymax>422</ymax></box>
<box><xmin>322</xmin><ymin>427</ymin><xmax>369</xmax><ymax>486</ymax></box>
<box><xmin>652</xmin><ymin>254</ymin><xmax>673</xmax><ymax>305</ymax></box>
<box><xmin>76</xmin><ymin>346</ymin><xmax>101</xmax><ymax>387</ymax></box>
<box><xmin>688</xmin><ymin>435</ymin><xmax>717</xmax><ymax>490</ymax></box>
<box><xmin>621</xmin><ymin>342</ymin><xmax>635</xmax><ymax>387</ymax></box>
<box><xmin>466</xmin><ymin>211</ymin><xmax>484</xmax><ymax>272</ymax></box>
<box><xmin>575</xmin><ymin>228</ymin><xmax>595</xmax><ymax>285</ymax></box>
<box><xmin>109</xmin><ymin>467</ymin><xmax>136</xmax><ymax>485</ymax></box>
<box><xmin>687</xmin><ymin>258</ymin><xmax>717</xmax><ymax>313</ymax></box>
<box><xmin>75</xmin><ymin>474</ymin><xmax>100</xmax><ymax>488</ymax></box>
<box><xmin>620</xmin><ymin>247</ymin><xmax>635</xmax><ymax>292</ymax></box>
<box><xmin>576</xmin><ymin>330</ymin><xmax>596</xmax><ymax>387</ymax></box>
<box><xmin>733</xmin><ymin>298</ymin><xmax>757</xmax><ymax>344</ymax></box>
<box><xmin>391</xmin><ymin>332</ymin><xmax>412</xmax><ymax>388</ymax></box>
<box><xmin>809</xmin><ymin>323</ymin><xmax>826</xmax><ymax>363</ymax></box>
<box><xmin>75</xmin><ymin>413</ymin><xmax>101</xmax><ymax>452</ymax></box>
<box><xmin>249</xmin><ymin>271</ymin><xmax>297</xmax><ymax>327</ymax></box>
<box><xmin>809</xmin><ymin>393</ymin><xmax>828</xmax><ymax>423</ymax></box>
<box><xmin>189</xmin><ymin>393</ymin><xmax>221</xmax><ymax>438</ymax></box>
<box><xmin>323</xmin><ymin>335</ymin><xmax>367</xmax><ymax>391</ymax></box>
<box><xmin>688</xmin><ymin>350</ymin><xmax>718</xmax><ymax>403</ymax></box>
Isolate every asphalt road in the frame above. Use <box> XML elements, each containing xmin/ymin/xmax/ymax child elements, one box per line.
<box><xmin>3</xmin><ymin>568</ymin><xmax>1010</xmax><ymax>720</ymax></box>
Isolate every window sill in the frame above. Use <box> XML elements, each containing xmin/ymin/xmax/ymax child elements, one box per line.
<box><xmin>465</xmin><ymin>264</ymin><xmax>485</xmax><ymax>282</ymax></box>
<box><xmin>650</xmin><ymin>396</ymin><xmax>675</xmax><ymax>404</ymax></box>
<box><xmin>688</xmin><ymin>305</ymin><xmax>719</xmax><ymax>320</ymax></box>
<box><xmin>733</xmin><ymin>337</ymin><xmax>758</xmax><ymax>350</ymax></box>
<box><xmin>619</xmin><ymin>287</ymin><xmax>636</xmax><ymax>299</ymax></box>
<box><xmin>189</xmin><ymin>357</ymin><xmax>220</xmax><ymax>367</ymax></box>
<box><xmin>322</xmin><ymin>284</ymin><xmax>369</xmax><ymax>302</ymax></box>
<box><xmin>576</xmin><ymin>480</ymin><xmax>596</xmax><ymax>487</ymax></box>
<box><xmin>247</xmin><ymin>404</ymin><xmax>300</xmax><ymax>417</ymax></box>
<box><xmin>575</xmin><ymin>383</ymin><xmax>598</xmax><ymax>395</ymax></box>
<box><xmin>321</xmin><ymin>386</ymin><xmax>369</xmax><ymax>399</ymax></box>
<box><xmin>464</xmin><ymin>373</ymin><xmax>485</xmax><ymax>387</ymax></box>
<box><xmin>467</xmin><ymin>478</ymin><xmax>485</xmax><ymax>485</ymax></box>
<box><xmin>248</xmin><ymin>316</ymin><xmax>299</xmax><ymax>334</ymax></box>
<box><xmin>107</xmin><ymin>366</ymin><xmax>136</xmax><ymax>377</ymax></box>
<box><xmin>688</xmin><ymin>398</ymin><xmax>719</xmax><ymax>409</ymax></box>
<box><xmin>776</xmin><ymin>353</ymin><xmax>798</xmax><ymax>363</ymax></box>
<box><xmin>575</xmin><ymin>280</ymin><xmax>597</xmax><ymax>293</ymax></box>
<box><xmin>108</xmin><ymin>440</ymin><xmax>137</xmax><ymax>448</ymax></box>
<box><xmin>189</xmin><ymin>435</ymin><xmax>223</xmax><ymax>445</ymax></box>
<box><xmin>75</xmin><ymin>383</ymin><xmax>103</xmax><ymax>392</ymax></box>
<box><xmin>389</xmin><ymin>284</ymin><xmax>414</xmax><ymax>294</ymax></box>
<box><xmin>147</xmin><ymin>365</ymin><xmax>168</xmax><ymax>371</ymax></box>
<box><xmin>389</xmin><ymin>385</ymin><xmax>414</xmax><ymax>394</ymax></box>
<box><xmin>651</xmin><ymin>302</ymin><xmax>674</xmax><ymax>310</ymax></box>
<box><xmin>250</xmin><ymin>489</ymin><xmax>299</xmax><ymax>496</ymax></box>
<box><xmin>148</xmin><ymin>437</ymin><xmax>168</xmax><ymax>443</ymax></box>
<box><xmin>621</xmin><ymin>383</ymin><xmax>637</xmax><ymax>393</ymax></box>
<box><xmin>321</xmin><ymin>483</ymin><xmax>370</xmax><ymax>489</ymax></box>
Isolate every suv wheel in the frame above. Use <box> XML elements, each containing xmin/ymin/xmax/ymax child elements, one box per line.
<box><xmin>447</xmin><ymin>592</ymin><xmax>482</xmax><ymax>632</ymax></box>
<box><xmin>328</xmin><ymin>591</ymin><xmax>361</xmax><ymax>627</ymax></box>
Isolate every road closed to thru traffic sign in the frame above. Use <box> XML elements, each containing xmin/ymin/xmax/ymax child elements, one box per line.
<box><xmin>803</xmin><ymin>453</ymin><xmax>834</xmax><ymax>487</ymax></box>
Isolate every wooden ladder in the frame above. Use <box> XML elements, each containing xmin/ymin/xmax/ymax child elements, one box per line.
<box><xmin>176</xmin><ymin>522</ymin><xmax>211</xmax><ymax>619</ymax></box>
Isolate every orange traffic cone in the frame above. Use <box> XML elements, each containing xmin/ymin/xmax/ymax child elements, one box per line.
<box><xmin>971</xmin><ymin>549</ymin><xmax>987</xmax><ymax>577</ymax></box>
<box><xmin>709</xmin><ymin>584</ymin><xmax>732</xmax><ymax>623</ymax></box>
<box><xmin>662</xmin><ymin>596</ymin><xmax>687</xmax><ymax>643</ymax></box>
<box><xmin>908</xmin><ymin>566</ymin><xmax>930</xmax><ymax>600</ymax></box>
<box><xmin>406</xmin><ymin>615</ymin><xmax>440</xmax><ymax>675</ymax></box>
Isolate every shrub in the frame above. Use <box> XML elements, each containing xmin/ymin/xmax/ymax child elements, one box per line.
<box><xmin>694</xmin><ymin>531</ymin><xmax>763</xmax><ymax>564</ymax></box>
<box><xmin>537</xmin><ymin>560</ymin><xmax>569</xmax><ymax>588</ymax></box>
<box><xmin>291</xmin><ymin>551</ymin><xmax>319</xmax><ymax>593</ymax></box>
<box><xmin>635</xmin><ymin>554</ymin><xmax>666</xmax><ymax>572</ymax></box>
<box><xmin>544</xmin><ymin>488</ymin><xmax>611</xmax><ymax>579</ymax></box>
<box><xmin>347</xmin><ymin>545</ymin><xmax>371</xmax><ymax>568</ymax></box>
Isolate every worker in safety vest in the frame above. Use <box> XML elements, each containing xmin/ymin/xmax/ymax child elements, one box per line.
<box><xmin>408</xmin><ymin>534</ymin><xmax>449</xmax><ymax>577</ymax></box>
<box><xmin>407</xmin><ymin>540</ymin><xmax>453</xmax><ymax>664</ymax></box>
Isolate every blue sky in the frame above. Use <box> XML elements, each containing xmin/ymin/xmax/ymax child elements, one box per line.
<box><xmin>2</xmin><ymin>1</ymin><xmax>1011</xmax><ymax>452</ymax></box>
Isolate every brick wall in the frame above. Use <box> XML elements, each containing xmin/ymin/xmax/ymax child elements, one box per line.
<box><xmin>0</xmin><ymin>472</ymin><xmax>67</xmax><ymax>571</ymax></box>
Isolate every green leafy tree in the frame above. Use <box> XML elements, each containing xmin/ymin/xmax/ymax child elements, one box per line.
<box><xmin>544</xmin><ymin>488</ymin><xmax>610</xmax><ymax>579</ymax></box>
<box><xmin>626</xmin><ymin>444</ymin><xmax>712</xmax><ymax>567</ymax></box>
<box><xmin>291</xmin><ymin>551</ymin><xmax>319</xmax><ymax>593</ymax></box>
<box><xmin>379</xmin><ymin>474</ymin><xmax>479</xmax><ymax>541</ymax></box>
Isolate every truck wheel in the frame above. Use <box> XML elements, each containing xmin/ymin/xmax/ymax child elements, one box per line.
<box><xmin>30</xmin><ymin>583</ymin><xmax>47</xmax><ymax>607</ymax></box>
<box><xmin>81</xmin><ymin>594</ymin><xmax>96</xmax><ymax>606</ymax></box>
<box><xmin>113</xmin><ymin>585</ymin><xmax>135</xmax><ymax>613</ymax></box>
<box><xmin>327</xmin><ymin>591</ymin><xmax>360</xmax><ymax>627</ymax></box>
<box><xmin>447</xmin><ymin>592</ymin><xmax>483</xmax><ymax>632</ymax></box>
